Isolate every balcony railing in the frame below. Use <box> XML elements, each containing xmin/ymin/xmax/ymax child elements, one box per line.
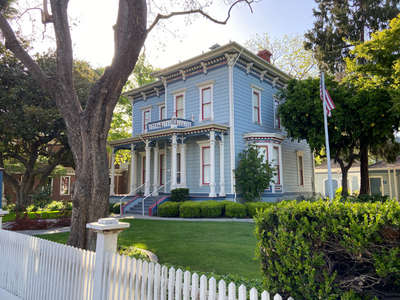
<box><xmin>146</xmin><ymin>117</ymin><xmax>194</xmax><ymax>132</ymax></box>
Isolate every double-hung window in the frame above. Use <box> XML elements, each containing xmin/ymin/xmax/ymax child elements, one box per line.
<box><xmin>296</xmin><ymin>150</ymin><xmax>305</xmax><ymax>186</ymax></box>
<box><xmin>157</xmin><ymin>102</ymin><xmax>166</xmax><ymax>120</ymax></box>
<box><xmin>171</xmin><ymin>88</ymin><xmax>187</xmax><ymax>119</ymax></box>
<box><xmin>160</xmin><ymin>154</ymin><xmax>165</xmax><ymax>185</ymax></box>
<box><xmin>202</xmin><ymin>147</ymin><xmax>210</xmax><ymax>185</ymax></box>
<box><xmin>273</xmin><ymin>147</ymin><xmax>280</xmax><ymax>184</ymax></box>
<box><xmin>60</xmin><ymin>176</ymin><xmax>71</xmax><ymax>195</ymax></box>
<box><xmin>251</xmin><ymin>84</ymin><xmax>264</xmax><ymax>124</ymax></box>
<box><xmin>274</xmin><ymin>97</ymin><xmax>281</xmax><ymax>129</ymax></box>
<box><xmin>196</xmin><ymin>80</ymin><xmax>215</xmax><ymax>122</ymax></box>
<box><xmin>140</xmin><ymin>105</ymin><xmax>152</xmax><ymax>133</ymax></box>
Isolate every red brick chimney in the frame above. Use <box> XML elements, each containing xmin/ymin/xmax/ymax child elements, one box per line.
<box><xmin>257</xmin><ymin>50</ymin><xmax>272</xmax><ymax>63</ymax></box>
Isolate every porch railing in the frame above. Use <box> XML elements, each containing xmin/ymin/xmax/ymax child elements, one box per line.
<box><xmin>119</xmin><ymin>182</ymin><xmax>146</xmax><ymax>215</ymax></box>
<box><xmin>147</xmin><ymin>117</ymin><xmax>194</xmax><ymax>132</ymax></box>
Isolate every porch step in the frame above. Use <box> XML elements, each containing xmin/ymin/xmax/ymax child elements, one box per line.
<box><xmin>126</xmin><ymin>196</ymin><xmax>161</xmax><ymax>215</ymax></box>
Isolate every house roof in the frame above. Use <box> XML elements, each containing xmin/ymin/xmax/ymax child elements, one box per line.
<box><xmin>315</xmin><ymin>159</ymin><xmax>361</xmax><ymax>170</ymax></box>
<box><xmin>121</xmin><ymin>41</ymin><xmax>292</xmax><ymax>99</ymax></box>
<box><xmin>369</xmin><ymin>155</ymin><xmax>400</xmax><ymax>169</ymax></box>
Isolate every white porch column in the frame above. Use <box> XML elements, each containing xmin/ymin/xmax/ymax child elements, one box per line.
<box><xmin>209</xmin><ymin>131</ymin><xmax>216</xmax><ymax>197</ymax></box>
<box><xmin>110</xmin><ymin>149</ymin><xmax>116</xmax><ymax>196</ymax></box>
<box><xmin>171</xmin><ymin>134</ymin><xmax>178</xmax><ymax>190</ymax></box>
<box><xmin>164</xmin><ymin>141</ymin><xmax>168</xmax><ymax>193</ymax></box>
<box><xmin>219</xmin><ymin>136</ymin><xmax>226</xmax><ymax>197</ymax></box>
<box><xmin>180</xmin><ymin>142</ymin><xmax>187</xmax><ymax>188</ymax></box>
<box><xmin>153</xmin><ymin>141</ymin><xmax>159</xmax><ymax>196</ymax></box>
<box><xmin>130</xmin><ymin>145</ymin><xmax>136</xmax><ymax>194</ymax></box>
<box><xmin>145</xmin><ymin>140</ymin><xmax>151</xmax><ymax>196</ymax></box>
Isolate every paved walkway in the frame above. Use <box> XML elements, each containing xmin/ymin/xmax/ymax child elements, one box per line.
<box><xmin>4</xmin><ymin>214</ymin><xmax>254</xmax><ymax>236</ymax></box>
<box><xmin>0</xmin><ymin>288</ymin><xmax>22</xmax><ymax>300</ymax></box>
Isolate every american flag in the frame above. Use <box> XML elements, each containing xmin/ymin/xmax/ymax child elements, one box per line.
<box><xmin>320</xmin><ymin>73</ymin><xmax>336</xmax><ymax>117</ymax></box>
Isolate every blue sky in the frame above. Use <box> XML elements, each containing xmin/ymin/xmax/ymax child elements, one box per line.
<box><xmin>29</xmin><ymin>0</ymin><xmax>319</xmax><ymax>69</ymax></box>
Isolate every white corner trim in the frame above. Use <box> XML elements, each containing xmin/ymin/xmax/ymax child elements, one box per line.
<box><xmin>251</xmin><ymin>84</ymin><xmax>264</xmax><ymax>92</ymax></box>
<box><xmin>170</xmin><ymin>87</ymin><xmax>187</xmax><ymax>95</ymax></box>
<box><xmin>140</xmin><ymin>104</ymin><xmax>153</xmax><ymax>111</ymax></box>
<box><xmin>196</xmin><ymin>79</ymin><xmax>215</xmax><ymax>88</ymax></box>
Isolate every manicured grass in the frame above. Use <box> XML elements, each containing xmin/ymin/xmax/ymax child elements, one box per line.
<box><xmin>36</xmin><ymin>219</ymin><xmax>262</xmax><ymax>279</ymax></box>
<box><xmin>3</xmin><ymin>211</ymin><xmax>71</xmax><ymax>222</ymax></box>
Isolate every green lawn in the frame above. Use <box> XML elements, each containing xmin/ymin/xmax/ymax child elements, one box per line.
<box><xmin>36</xmin><ymin>219</ymin><xmax>262</xmax><ymax>279</ymax></box>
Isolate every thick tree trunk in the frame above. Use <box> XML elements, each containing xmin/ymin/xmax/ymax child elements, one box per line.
<box><xmin>360</xmin><ymin>146</ymin><xmax>370</xmax><ymax>195</ymax></box>
<box><xmin>341</xmin><ymin>168</ymin><xmax>349</xmax><ymax>198</ymax></box>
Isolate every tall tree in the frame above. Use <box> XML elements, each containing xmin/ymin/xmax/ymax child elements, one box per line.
<box><xmin>245</xmin><ymin>33</ymin><xmax>319</xmax><ymax>79</ymax></box>
<box><xmin>304</xmin><ymin>0</ymin><xmax>400</xmax><ymax>194</ymax></box>
<box><xmin>278</xmin><ymin>76</ymin><xmax>400</xmax><ymax>197</ymax></box>
<box><xmin>0</xmin><ymin>45</ymin><xmax>99</xmax><ymax>206</ymax></box>
<box><xmin>0</xmin><ymin>0</ymin><xmax>256</xmax><ymax>250</ymax></box>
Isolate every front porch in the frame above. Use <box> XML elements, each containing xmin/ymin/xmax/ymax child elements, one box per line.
<box><xmin>108</xmin><ymin>123</ymin><xmax>230</xmax><ymax>198</ymax></box>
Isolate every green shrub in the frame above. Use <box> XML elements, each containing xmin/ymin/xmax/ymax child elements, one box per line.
<box><xmin>179</xmin><ymin>201</ymin><xmax>201</xmax><ymax>218</ymax></box>
<box><xmin>356</xmin><ymin>193</ymin><xmax>390</xmax><ymax>203</ymax></box>
<box><xmin>45</xmin><ymin>201</ymin><xmax>65</xmax><ymax>212</ymax></box>
<box><xmin>113</xmin><ymin>202</ymin><xmax>126</xmax><ymax>214</ymax></box>
<box><xmin>200</xmin><ymin>201</ymin><xmax>223</xmax><ymax>218</ymax></box>
<box><xmin>4</xmin><ymin>203</ymin><xmax>26</xmax><ymax>212</ymax></box>
<box><xmin>170</xmin><ymin>188</ymin><xmax>189</xmax><ymax>202</ymax></box>
<box><xmin>41</xmin><ymin>212</ymin><xmax>48</xmax><ymax>219</ymax></box>
<box><xmin>219</xmin><ymin>200</ymin><xmax>233</xmax><ymax>216</ymax></box>
<box><xmin>30</xmin><ymin>186</ymin><xmax>52</xmax><ymax>202</ymax></box>
<box><xmin>245</xmin><ymin>202</ymin><xmax>276</xmax><ymax>217</ymax></box>
<box><xmin>109</xmin><ymin>203</ymin><xmax>115</xmax><ymax>214</ymax></box>
<box><xmin>225</xmin><ymin>202</ymin><xmax>246</xmax><ymax>218</ymax></box>
<box><xmin>254</xmin><ymin>199</ymin><xmax>400</xmax><ymax>300</ymax></box>
<box><xmin>158</xmin><ymin>202</ymin><xmax>182</xmax><ymax>217</ymax></box>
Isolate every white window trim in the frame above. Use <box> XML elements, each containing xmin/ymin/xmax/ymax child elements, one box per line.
<box><xmin>196</xmin><ymin>140</ymin><xmax>211</xmax><ymax>187</ymax></box>
<box><xmin>157</xmin><ymin>102</ymin><xmax>166</xmax><ymax>120</ymax></box>
<box><xmin>273</xmin><ymin>95</ymin><xmax>282</xmax><ymax>130</ymax></box>
<box><xmin>171</xmin><ymin>87</ymin><xmax>187</xmax><ymax>119</ymax></box>
<box><xmin>296</xmin><ymin>150</ymin><xmax>305</xmax><ymax>187</ymax></box>
<box><xmin>142</xmin><ymin>108</ymin><xmax>152</xmax><ymax>133</ymax></box>
<box><xmin>60</xmin><ymin>176</ymin><xmax>71</xmax><ymax>196</ymax></box>
<box><xmin>251</xmin><ymin>84</ymin><xmax>264</xmax><ymax>125</ymax></box>
<box><xmin>196</xmin><ymin>79</ymin><xmax>215</xmax><ymax>122</ymax></box>
<box><xmin>139</xmin><ymin>152</ymin><xmax>146</xmax><ymax>186</ymax></box>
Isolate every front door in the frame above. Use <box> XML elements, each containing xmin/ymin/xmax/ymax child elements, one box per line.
<box><xmin>370</xmin><ymin>178</ymin><xmax>382</xmax><ymax>196</ymax></box>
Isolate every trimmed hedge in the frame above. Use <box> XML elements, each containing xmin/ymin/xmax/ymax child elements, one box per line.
<box><xmin>112</xmin><ymin>202</ymin><xmax>126</xmax><ymax>214</ymax></box>
<box><xmin>225</xmin><ymin>202</ymin><xmax>246</xmax><ymax>218</ymax></box>
<box><xmin>158</xmin><ymin>202</ymin><xmax>182</xmax><ymax>217</ymax></box>
<box><xmin>254</xmin><ymin>199</ymin><xmax>400</xmax><ymax>300</ymax></box>
<box><xmin>200</xmin><ymin>200</ymin><xmax>223</xmax><ymax>218</ymax></box>
<box><xmin>179</xmin><ymin>201</ymin><xmax>201</xmax><ymax>218</ymax></box>
<box><xmin>244</xmin><ymin>202</ymin><xmax>277</xmax><ymax>217</ymax></box>
<box><xmin>170</xmin><ymin>188</ymin><xmax>189</xmax><ymax>202</ymax></box>
<box><xmin>2</xmin><ymin>211</ymin><xmax>72</xmax><ymax>222</ymax></box>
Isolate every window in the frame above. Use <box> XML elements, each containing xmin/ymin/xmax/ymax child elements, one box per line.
<box><xmin>202</xmin><ymin>147</ymin><xmax>210</xmax><ymax>185</ymax></box>
<box><xmin>171</xmin><ymin>88</ymin><xmax>187</xmax><ymax>119</ymax></box>
<box><xmin>60</xmin><ymin>176</ymin><xmax>70</xmax><ymax>195</ymax></box>
<box><xmin>160</xmin><ymin>154</ymin><xmax>165</xmax><ymax>185</ymax></box>
<box><xmin>140</xmin><ymin>105</ymin><xmax>152</xmax><ymax>133</ymax></box>
<box><xmin>196</xmin><ymin>80</ymin><xmax>215</xmax><ymax>122</ymax></box>
<box><xmin>253</xmin><ymin>92</ymin><xmax>260</xmax><ymax>123</ymax></box>
<box><xmin>296</xmin><ymin>150</ymin><xmax>305</xmax><ymax>186</ymax></box>
<box><xmin>259</xmin><ymin>146</ymin><xmax>268</xmax><ymax>163</ymax></box>
<box><xmin>177</xmin><ymin>153</ymin><xmax>181</xmax><ymax>184</ymax></box>
<box><xmin>251</xmin><ymin>84</ymin><xmax>263</xmax><ymax>124</ymax></box>
<box><xmin>142</xmin><ymin>156</ymin><xmax>146</xmax><ymax>184</ymax></box>
<box><xmin>273</xmin><ymin>147</ymin><xmax>280</xmax><ymax>184</ymax></box>
<box><xmin>160</xmin><ymin>106</ymin><xmax>165</xmax><ymax>120</ymax></box>
<box><xmin>274</xmin><ymin>97</ymin><xmax>281</xmax><ymax>129</ymax></box>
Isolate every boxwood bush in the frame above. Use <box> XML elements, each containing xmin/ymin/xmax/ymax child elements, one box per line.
<box><xmin>225</xmin><ymin>202</ymin><xmax>246</xmax><ymax>218</ymax></box>
<box><xmin>254</xmin><ymin>199</ymin><xmax>400</xmax><ymax>300</ymax></box>
<box><xmin>219</xmin><ymin>200</ymin><xmax>234</xmax><ymax>216</ymax></box>
<box><xmin>170</xmin><ymin>188</ymin><xmax>189</xmax><ymax>202</ymax></box>
<box><xmin>158</xmin><ymin>202</ymin><xmax>182</xmax><ymax>217</ymax></box>
<box><xmin>200</xmin><ymin>200</ymin><xmax>223</xmax><ymax>218</ymax></box>
<box><xmin>179</xmin><ymin>201</ymin><xmax>201</xmax><ymax>218</ymax></box>
<box><xmin>112</xmin><ymin>202</ymin><xmax>126</xmax><ymax>214</ymax></box>
<box><xmin>244</xmin><ymin>202</ymin><xmax>276</xmax><ymax>217</ymax></box>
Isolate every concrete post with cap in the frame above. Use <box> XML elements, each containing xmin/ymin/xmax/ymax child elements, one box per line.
<box><xmin>87</xmin><ymin>218</ymin><xmax>130</xmax><ymax>299</ymax></box>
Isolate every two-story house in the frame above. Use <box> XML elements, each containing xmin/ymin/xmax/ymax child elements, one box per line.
<box><xmin>107</xmin><ymin>42</ymin><xmax>314</xmax><ymax>203</ymax></box>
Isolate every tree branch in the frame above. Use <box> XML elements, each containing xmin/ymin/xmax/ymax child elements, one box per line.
<box><xmin>146</xmin><ymin>0</ymin><xmax>254</xmax><ymax>35</ymax></box>
<box><xmin>0</xmin><ymin>14</ymin><xmax>51</xmax><ymax>90</ymax></box>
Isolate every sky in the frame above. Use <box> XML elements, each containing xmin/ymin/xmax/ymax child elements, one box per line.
<box><xmin>20</xmin><ymin>0</ymin><xmax>318</xmax><ymax>70</ymax></box>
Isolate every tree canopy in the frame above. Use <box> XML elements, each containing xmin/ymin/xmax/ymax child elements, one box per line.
<box><xmin>245</xmin><ymin>33</ymin><xmax>319</xmax><ymax>79</ymax></box>
<box><xmin>0</xmin><ymin>44</ymin><xmax>99</xmax><ymax>206</ymax></box>
<box><xmin>278</xmin><ymin>76</ymin><xmax>400</xmax><ymax>196</ymax></box>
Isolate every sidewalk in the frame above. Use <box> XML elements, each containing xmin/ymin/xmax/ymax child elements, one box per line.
<box><xmin>0</xmin><ymin>288</ymin><xmax>22</xmax><ymax>300</ymax></box>
<box><xmin>5</xmin><ymin>214</ymin><xmax>254</xmax><ymax>236</ymax></box>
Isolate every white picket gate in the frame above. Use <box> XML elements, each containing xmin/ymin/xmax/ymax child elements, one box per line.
<box><xmin>0</xmin><ymin>228</ymin><xmax>291</xmax><ymax>300</ymax></box>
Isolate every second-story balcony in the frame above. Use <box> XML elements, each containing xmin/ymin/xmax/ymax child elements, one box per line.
<box><xmin>146</xmin><ymin>116</ymin><xmax>194</xmax><ymax>132</ymax></box>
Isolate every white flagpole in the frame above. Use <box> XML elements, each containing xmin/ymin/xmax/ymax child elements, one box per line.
<box><xmin>322</xmin><ymin>71</ymin><xmax>334</xmax><ymax>200</ymax></box>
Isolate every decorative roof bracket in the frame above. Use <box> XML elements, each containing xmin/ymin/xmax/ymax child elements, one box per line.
<box><xmin>272</xmin><ymin>77</ymin><xmax>280</xmax><ymax>87</ymax></box>
<box><xmin>179</xmin><ymin>69</ymin><xmax>186</xmax><ymax>81</ymax></box>
<box><xmin>154</xmin><ymin>87</ymin><xmax>160</xmax><ymax>97</ymax></box>
<box><xmin>246</xmin><ymin>62</ymin><xmax>253</xmax><ymax>74</ymax></box>
<box><xmin>141</xmin><ymin>92</ymin><xmax>147</xmax><ymax>101</ymax></box>
<box><xmin>200</xmin><ymin>62</ymin><xmax>207</xmax><ymax>74</ymax></box>
<box><xmin>260</xmin><ymin>70</ymin><xmax>267</xmax><ymax>82</ymax></box>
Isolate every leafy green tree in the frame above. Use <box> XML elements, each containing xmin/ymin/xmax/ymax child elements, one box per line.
<box><xmin>0</xmin><ymin>45</ymin><xmax>99</xmax><ymax>206</ymax></box>
<box><xmin>278</xmin><ymin>77</ymin><xmax>400</xmax><ymax>197</ymax></box>
<box><xmin>245</xmin><ymin>33</ymin><xmax>319</xmax><ymax>79</ymax></box>
<box><xmin>233</xmin><ymin>143</ymin><xmax>276</xmax><ymax>202</ymax></box>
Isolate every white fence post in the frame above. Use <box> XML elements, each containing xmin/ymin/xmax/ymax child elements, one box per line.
<box><xmin>86</xmin><ymin>217</ymin><xmax>130</xmax><ymax>300</ymax></box>
<box><xmin>0</xmin><ymin>209</ymin><xmax>9</xmax><ymax>230</ymax></box>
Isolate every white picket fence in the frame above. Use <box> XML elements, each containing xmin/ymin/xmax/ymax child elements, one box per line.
<box><xmin>0</xmin><ymin>229</ymin><xmax>291</xmax><ymax>300</ymax></box>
